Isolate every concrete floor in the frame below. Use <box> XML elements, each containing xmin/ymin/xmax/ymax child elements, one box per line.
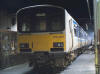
<box><xmin>0</xmin><ymin>63</ymin><xmax>33</xmax><ymax>74</ymax></box>
<box><xmin>61</xmin><ymin>51</ymin><xmax>95</xmax><ymax>74</ymax></box>
<box><xmin>0</xmin><ymin>51</ymin><xmax>95</xmax><ymax>74</ymax></box>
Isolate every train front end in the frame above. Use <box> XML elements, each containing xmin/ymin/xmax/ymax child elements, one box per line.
<box><xmin>17</xmin><ymin>5</ymin><xmax>67</xmax><ymax>67</ymax></box>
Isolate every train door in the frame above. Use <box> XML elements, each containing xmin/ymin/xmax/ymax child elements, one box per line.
<box><xmin>69</xmin><ymin>19</ymin><xmax>73</xmax><ymax>51</ymax></box>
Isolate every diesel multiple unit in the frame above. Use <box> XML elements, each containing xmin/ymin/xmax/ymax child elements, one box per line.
<box><xmin>17</xmin><ymin>5</ymin><xmax>90</xmax><ymax>68</ymax></box>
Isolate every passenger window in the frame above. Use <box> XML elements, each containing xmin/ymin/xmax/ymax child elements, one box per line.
<box><xmin>79</xmin><ymin>28</ymin><xmax>83</xmax><ymax>38</ymax></box>
<box><xmin>74</xmin><ymin>28</ymin><xmax>77</xmax><ymax>36</ymax></box>
<box><xmin>74</xmin><ymin>23</ymin><xmax>79</xmax><ymax>37</ymax></box>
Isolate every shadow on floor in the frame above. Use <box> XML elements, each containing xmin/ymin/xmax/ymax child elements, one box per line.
<box><xmin>24</xmin><ymin>66</ymin><xmax>65</xmax><ymax>74</ymax></box>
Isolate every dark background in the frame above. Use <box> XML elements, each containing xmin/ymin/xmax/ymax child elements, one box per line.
<box><xmin>0</xmin><ymin>0</ymin><xmax>93</xmax><ymax>33</ymax></box>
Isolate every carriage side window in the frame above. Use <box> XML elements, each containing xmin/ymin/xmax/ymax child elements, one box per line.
<box><xmin>80</xmin><ymin>29</ymin><xmax>86</xmax><ymax>39</ymax></box>
<box><xmin>73</xmin><ymin>21</ymin><xmax>79</xmax><ymax>37</ymax></box>
<box><xmin>74</xmin><ymin>28</ymin><xmax>77</xmax><ymax>36</ymax></box>
<box><xmin>74</xmin><ymin>26</ymin><xmax>79</xmax><ymax>37</ymax></box>
<box><xmin>79</xmin><ymin>27</ymin><xmax>83</xmax><ymax>38</ymax></box>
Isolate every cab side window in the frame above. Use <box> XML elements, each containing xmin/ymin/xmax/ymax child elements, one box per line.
<box><xmin>73</xmin><ymin>21</ymin><xmax>79</xmax><ymax>37</ymax></box>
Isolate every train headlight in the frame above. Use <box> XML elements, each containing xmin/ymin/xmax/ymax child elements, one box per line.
<box><xmin>53</xmin><ymin>42</ymin><xmax>64</xmax><ymax>47</ymax></box>
<box><xmin>20</xmin><ymin>43</ymin><xmax>29</xmax><ymax>48</ymax></box>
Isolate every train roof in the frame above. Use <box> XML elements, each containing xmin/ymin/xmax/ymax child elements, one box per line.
<box><xmin>17</xmin><ymin>4</ymin><xmax>65</xmax><ymax>14</ymax></box>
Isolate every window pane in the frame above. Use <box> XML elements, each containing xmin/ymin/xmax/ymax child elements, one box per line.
<box><xmin>17</xmin><ymin>7</ymin><xmax>65</xmax><ymax>33</ymax></box>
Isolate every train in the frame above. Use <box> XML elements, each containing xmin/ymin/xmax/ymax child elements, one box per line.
<box><xmin>16</xmin><ymin>5</ymin><xmax>90</xmax><ymax>68</ymax></box>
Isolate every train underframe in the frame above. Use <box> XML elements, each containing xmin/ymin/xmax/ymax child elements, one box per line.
<box><xmin>29</xmin><ymin>47</ymin><xmax>87</xmax><ymax>69</ymax></box>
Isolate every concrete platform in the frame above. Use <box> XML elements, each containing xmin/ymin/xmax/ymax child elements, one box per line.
<box><xmin>0</xmin><ymin>63</ymin><xmax>33</xmax><ymax>74</ymax></box>
<box><xmin>60</xmin><ymin>51</ymin><xmax>95</xmax><ymax>74</ymax></box>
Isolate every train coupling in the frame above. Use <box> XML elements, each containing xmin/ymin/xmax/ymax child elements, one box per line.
<box><xmin>29</xmin><ymin>51</ymin><xmax>50</xmax><ymax>67</ymax></box>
